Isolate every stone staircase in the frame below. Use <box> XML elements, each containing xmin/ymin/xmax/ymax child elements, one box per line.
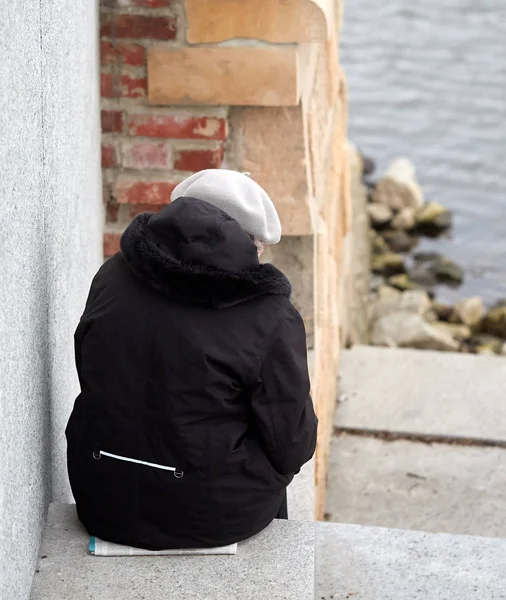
<box><xmin>30</xmin><ymin>346</ymin><xmax>506</xmax><ymax>598</ymax></box>
<box><xmin>327</xmin><ymin>346</ymin><xmax>506</xmax><ymax>538</ymax></box>
<box><xmin>31</xmin><ymin>503</ymin><xmax>506</xmax><ymax>599</ymax></box>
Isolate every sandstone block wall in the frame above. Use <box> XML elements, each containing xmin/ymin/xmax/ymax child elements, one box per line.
<box><xmin>347</xmin><ymin>144</ymin><xmax>371</xmax><ymax>345</ymax></box>
<box><xmin>99</xmin><ymin>0</ymin><xmax>350</xmax><ymax>518</ymax></box>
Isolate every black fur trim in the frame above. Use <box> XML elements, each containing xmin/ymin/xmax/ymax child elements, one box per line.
<box><xmin>120</xmin><ymin>213</ymin><xmax>292</xmax><ymax>308</ymax></box>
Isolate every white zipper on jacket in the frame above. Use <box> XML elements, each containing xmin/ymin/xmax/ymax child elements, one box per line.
<box><xmin>93</xmin><ymin>450</ymin><xmax>184</xmax><ymax>478</ymax></box>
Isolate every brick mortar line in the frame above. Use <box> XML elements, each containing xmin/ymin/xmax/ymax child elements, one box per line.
<box><xmin>333</xmin><ymin>426</ymin><xmax>506</xmax><ymax>449</ymax></box>
<box><xmin>103</xmin><ymin>168</ymin><xmax>209</xmax><ymax>177</ymax></box>
<box><xmin>99</xmin><ymin>7</ymin><xmax>179</xmax><ymax>18</ymax></box>
<box><xmin>99</xmin><ymin>37</ymin><xmax>181</xmax><ymax>46</ymax></box>
<box><xmin>100</xmin><ymin>65</ymin><xmax>148</xmax><ymax>74</ymax></box>
<box><xmin>102</xmin><ymin>134</ymin><xmax>223</xmax><ymax>146</ymax></box>
<box><xmin>100</xmin><ymin>101</ymin><xmax>229</xmax><ymax>117</ymax></box>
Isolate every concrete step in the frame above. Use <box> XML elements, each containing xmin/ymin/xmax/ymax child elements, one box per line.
<box><xmin>316</xmin><ymin>521</ymin><xmax>506</xmax><ymax>599</ymax></box>
<box><xmin>31</xmin><ymin>504</ymin><xmax>314</xmax><ymax>600</ymax></box>
<box><xmin>327</xmin><ymin>434</ymin><xmax>506</xmax><ymax>537</ymax></box>
<box><xmin>336</xmin><ymin>345</ymin><xmax>506</xmax><ymax>441</ymax></box>
<box><xmin>326</xmin><ymin>346</ymin><xmax>506</xmax><ymax>537</ymax></box>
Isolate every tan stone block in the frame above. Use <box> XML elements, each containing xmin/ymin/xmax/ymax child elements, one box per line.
<box><xmin>148</xmin><ymin>47</ymin><xmax>299</xmax><ymax>107</ymax></box>
<box><xmin>323</xmin><ymin>124</ymin><xmax>345</xmax><ymax>245</ymax></box>
<box><xmin>185</xmin><ymin>0</ymin><xmax>331</xmax><ymax>44</ymax></box>
<box><xmin>263</xmin><ymin>236</ymin><xmax>314</xmax><ymax>345</ymax></box>
<box><xmin>313</xmin><ymin>321</ymin><xmax>340</xmax><ymax>519</ymax></box>
<box><xmin>341</xmin><ymin>146</ymin><xmax>352</xmax><ymax>235</ymax></box>
<box><xmin>338</xmin><ymin>234</ymin><xmax>353</xmax><ymax>345</ymax></box>
<box><xmin>227</xmin><ymin>106</ymin><xmax>313</xmax><ymax>234</ymax></box>
<box><xmin>346</xmin><ymin>146</ymin><xmax>370</xmax><ymax>345</ymax></box>
<box><xmin>298</xmin><ymin>43</ymin><xmax>320</xmax><ymax>107</ymax></box>
<box><xmin>301</xmin><ymin>13</ymin><xmax>348</xmax><ymax>520</ymax></box>
<box><xmin>303</xmin><ymin>41</ymin><xmax>344</xmax><ymax>180</ymax></box>
<box><xmin>304</xmin><ymin>47</ymin><xmax>341</xmax><ymax>207</ymax></box>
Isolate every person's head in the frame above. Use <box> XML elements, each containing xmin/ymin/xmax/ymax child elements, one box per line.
<box><xmin>170</xmin><ymin>169</ymin><xmax>281</xmax><ymax>256</ymax></box>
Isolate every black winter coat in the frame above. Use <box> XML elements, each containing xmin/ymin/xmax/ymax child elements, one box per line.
<box><xmin>66</xmin><ymin>197</ymin><xmax>317</xmax><ymax>550</ymax></box>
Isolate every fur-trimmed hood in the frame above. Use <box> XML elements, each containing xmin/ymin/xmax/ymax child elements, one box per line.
<box><xmin>120</xmin><ymin>198</ymin><xmax>291</xmax><ymax>309</ymax></box>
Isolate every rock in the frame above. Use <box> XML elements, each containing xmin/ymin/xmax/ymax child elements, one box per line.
<box><xmin>354</xmin><ymin>146</ymin><xmax>376</xmax><ymax>178</ymax></box>
<box><xmin>415</xmin><ymin>201</ymin><xmax>452</xmax><ymax>232</ymax></box>
<box><xmin>370</xmin><ymin>231</ymin><xmax>390</xmax><ymax>255</ymax></box>
<box><xmin>407</xmin><ymin>265</ymin><xmax>438</xmax><ymax>288</ymax></box>
<box><xmin>482</xmin><ymin>303</ymin><xmax>506</xmax><ymax>338</ymax></box>
<box><xmin>451</xmin><ymin>297</ymin><xmax>485</xmax><ymax>327</ymax></box>
<box><xmin>377</xmin><ymin>285</ymin><xmax>402</xmax><ymax>301</ymax></box>
<box><xmin>399</xmin><ymin>290</ymin><xmax>432</xmax><ymax>315</ymax></box>
<box><xmin>382</xmin><ymin>230</ymin><xmax>419</xmax><ymax>253</ymax></box>
<box><xmin>388</xmin><ymin>274</ymin><xmax>425</xmax><ymax>292</ymax></box>
<box><xmin>391</xmin><ymin>207</ymin><xmax>416</xmax><ymax>231</ymax></box>
<box><xmin>477</xmin><ymin>347</ymin><xmax>497</xmax><ymax>356</ymax></box>
<box><xmin>366</xmin><ymin>187</ymin><xmax>376</xmax><ymax>204</ymax></box>
<box><xmin>432</xmin><ymin>302</ymin><xmax>454</xmax><ymax>322</ymax></box>
<box><xmin>372</xmin><ymin>158</ymin><xmax>425</xmax><ymax>210</ymax></box>
<box><xmin>367</xmin><ymin>203</ymin><xmax>393</xmax><ymax>228</ymax></box>
<box><xmin>371</xmin><ymin>311</ymin><xmax>460</xmax><ymax>352</ymax></box>
<box><xmin>433</xmin><ymin>322</ymin><xmax>471</xmax><ymax>341</ymax></box>
<box><xmin>413</xmin><ymin>251</ymin><xmax>443</xmax><ymax>263</ymax></box>
<box><xmin>411</xmin><ymin>254</ymin><xmax>464</xmax><ymax>288</ymax></box>
<box><xmin>424</xmin><ymin>309</ymin><xmax>439</xmax><ymax>323</ymax></box>
<box><xmin>371</xmin><ymin>253</ymin><xmax>405</xmax><ymax>276</ymax></box>
<box><xmin>469</xmin><ymin>334</ymin><xmax>503</xmax><ymax>355</ymax></box>
<box><xmin>370</xmin><ymin>274</ymin><xmax>385</xmax><ymax>292</ymax></box>
<box><xmin>370</xmin><ymin>289</ymin><xmax>429</xmax><ymax>322</ymax></box>
<box><xmin>434</xmin><ymin>258</ymin><xmax>464</xmax><ymax>286</ymax></box>
<box><xmin>370</xmin><ymin>297</ymin><xmax>401</xmax><ymax>322</ymax></box>
<box><xmin>362</xmin><ymin>155</ymin><xmax>376</xmax><ymax>177</ymax></box>
<box><xmin>460</xmin><ymin>342</ymin><xmax>475</xmax><ymax>354</ymax></box>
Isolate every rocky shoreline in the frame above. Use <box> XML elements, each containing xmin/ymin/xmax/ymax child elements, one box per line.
<box><xmin>360</xmin><ymin>154</ymin><xmax>506</xmax><ymax>355</ymax></box>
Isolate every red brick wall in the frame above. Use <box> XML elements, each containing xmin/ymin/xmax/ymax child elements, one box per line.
<box><xmin>100</xmin><ymin>0</ymin><xmax>228</xmax><ymax>256</ymax></box>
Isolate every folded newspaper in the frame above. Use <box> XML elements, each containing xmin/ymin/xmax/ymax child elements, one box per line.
<box><xmin>89</xmin><ymin>536</ymin><xmax>237</xmax><ymax>556</ymax></box>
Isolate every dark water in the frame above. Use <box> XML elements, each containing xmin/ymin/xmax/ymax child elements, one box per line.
<box><xmin>341</xmin><ymin>0</ymin><xmax>506</xmax><ymax>306</ymax></box>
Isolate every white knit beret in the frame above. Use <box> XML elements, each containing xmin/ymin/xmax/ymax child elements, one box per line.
<box><xmin>170</xmin><ymin>169</ymin><xmax>281</xmax><ymax>244</ymax></box>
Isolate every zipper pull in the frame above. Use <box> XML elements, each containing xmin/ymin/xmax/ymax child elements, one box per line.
<box><xmin>93</xmin><ymin>450</ymin><xmax>101</xmax><ymax>460</ymax></box>
<box><xmin>174</xmin><ymin>470</ymin><xmax>184</xmax><ymax>479</ymax></box>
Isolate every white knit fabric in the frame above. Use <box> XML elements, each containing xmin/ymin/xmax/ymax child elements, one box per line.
<box><xmin>170</xmin><ymin>169</ymin><xmax>281</xmax><ymax>244</ymax></box>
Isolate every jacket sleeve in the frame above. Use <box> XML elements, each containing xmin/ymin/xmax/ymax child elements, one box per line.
<box><xmin>250</xmin><ymin>306</ymin><xmax>318</xmax><ymax>475</ymax></box>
